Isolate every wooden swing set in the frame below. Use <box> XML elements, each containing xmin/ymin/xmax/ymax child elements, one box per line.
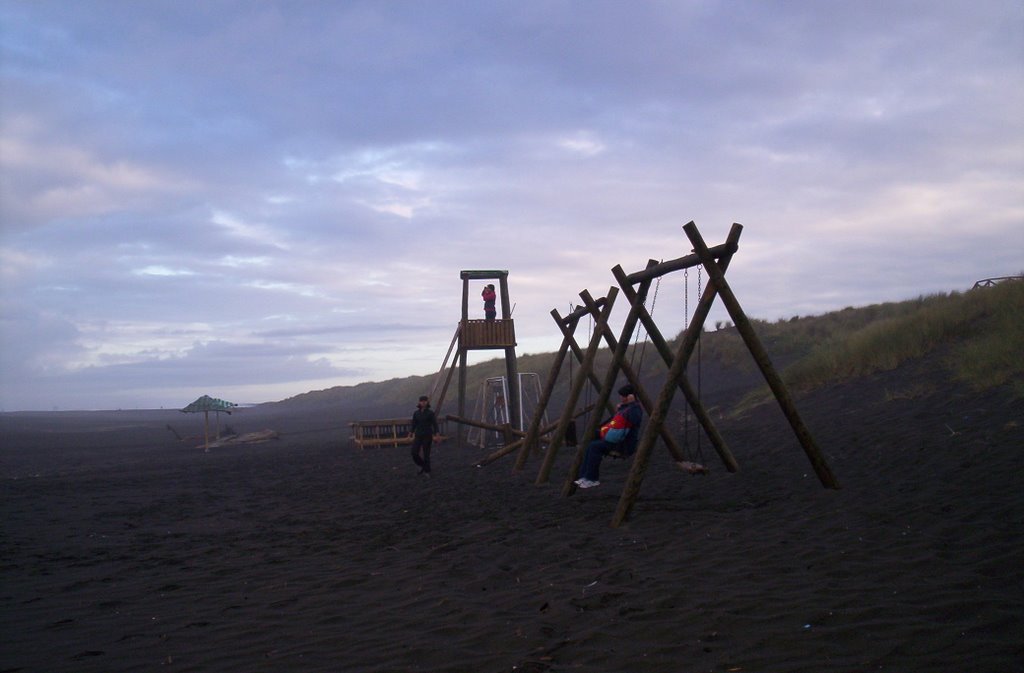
<box><xmin>510</xmin><ymin>221</ymin><xmax>840</xmax><ymax>527</ymax></box>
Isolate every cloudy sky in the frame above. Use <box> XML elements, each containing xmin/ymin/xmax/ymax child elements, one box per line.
<box><xmin>1</xmin><ymin>1</ymin><xmax>1021</xmax><ymax>411</ymax></box>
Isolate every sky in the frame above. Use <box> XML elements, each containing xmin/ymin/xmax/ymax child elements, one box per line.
<box><xmin>1</xmin><ymin>1</ymin><xmax>1022</xmax><ymax>411</ymax></box>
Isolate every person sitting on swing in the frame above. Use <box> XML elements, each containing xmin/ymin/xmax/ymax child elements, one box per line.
<box><xmin>574</xmin><ymin>384</ymin><xmax>642</xmax><ymax>489</ymax></box>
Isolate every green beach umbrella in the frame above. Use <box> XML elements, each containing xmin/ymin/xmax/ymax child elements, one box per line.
<box><xmin>181</xmin><ymin>395</ymin><xmax>238</xmax><ymax>451</ymax></box>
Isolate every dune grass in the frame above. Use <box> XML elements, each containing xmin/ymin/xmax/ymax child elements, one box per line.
<box><xmin>280</xmin><ymin>279</ymin><xmax>1022</xmax><ymax>418</ymax></box>
<box><xmin>733</xmin><ymin>279</ymin><xmax>1024</xmax><ymax>408</ymax></box>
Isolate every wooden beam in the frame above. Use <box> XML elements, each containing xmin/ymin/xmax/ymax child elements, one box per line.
<box><xmin>625</xmin><ymin>241</ymin><xmax>738</xmax><ymax>285</ymax></box>
<box><xmin>445</xmin><ymin>413</ymin><xmax>528</xmax><ymax>437</ymax></box>
<box><xmin>611</xmin><ymin>223</ymin><xmax>744</xmax><ymax>527</ymax></box>
<box><xmin>557</xmin><ymin>297</ymin><xmax>608</xmax><ymax>326</ymax></box>
<box><xmin>431</xmin><ymin>323</ymin><xmax>461</xmax><ymax>414</ymax></box>
<box><xmin>536</xmin><ymin>287</ymin><xmax>618</xmax><ymax>485</ymax></box>
<box><xmin>563</xmin><ymin>284</ymin><xmax>691</xmax><ymax>496</ymax></box>
<box><xmin>460</xmin><ymin>269</ymin><xmax>509</xmax><ymax>280</ymax></box>
<box><xmin>477</xmin><ymin>405</ymin><xmax>595</xmax><ymax>467</ymax></box>
<box><xmin>513</xmin><ymin>309</ymin><xmax>574</xmax><ymax>471</ymax></box>
<box><xmin>611</xmin><ymin>224</ymin><xmax>743</xmax><ymax>474</ymax></box>
<box><xmin>683</xmin><ymin>221</ymin><xmax>839</xmax><ymax>490</ymax></box>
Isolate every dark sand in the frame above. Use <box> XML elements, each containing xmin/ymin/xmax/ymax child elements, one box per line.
<box><xmin>2</xmin><ymin>377</ymin><xmax>1022</xmax><ymax>672</ymax></box>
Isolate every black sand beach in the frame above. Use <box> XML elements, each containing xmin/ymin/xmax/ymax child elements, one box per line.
<box><xmin>2</xmin><ymin>376</ymin><xmax>1021</xmax><ymax>672</ymax></box>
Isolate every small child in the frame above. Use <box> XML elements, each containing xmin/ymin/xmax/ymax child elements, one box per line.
<box><xmin>481</xmin><ymin>284</ymin><xmax>496</xmax><ymax>321</ymax></box>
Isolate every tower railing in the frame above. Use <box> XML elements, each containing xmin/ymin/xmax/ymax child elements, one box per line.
<box><xmin>461</xmin><ymin>318</ymin><xmax>517</xmax><ymax>349</ymax></box>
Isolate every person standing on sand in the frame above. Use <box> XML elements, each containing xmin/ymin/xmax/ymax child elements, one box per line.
<box><xmin>481</xmin><ymin>284</ymin><xmax>496</xmax><ymax>321</ymax></box>
<box><xmin>574</xmin><ymin>384</ymin><xmax>643</xmax><ymax>489</ymax></box>
<box><xmin>409</xmin><ymin>395</ymin><xmax>440</xmax><ymax>476</ymax></box>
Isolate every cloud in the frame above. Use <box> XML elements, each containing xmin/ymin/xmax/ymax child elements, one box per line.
<box><xmin>0</xmin><ymin>116</ymin><xmax>196</xmax><ymax>231</ymax></box>
<box><xmin>1</xmin><ymin>0</ymin><xmax>1021</xmax><ymax>410</ymax></box>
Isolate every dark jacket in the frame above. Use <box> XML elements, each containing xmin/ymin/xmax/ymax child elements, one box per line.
<box><xmin>613</xmin><ymin>400</ymin><xmax>643</xmax><ymax>455</ymax></box>
<box><xmin>411</xmin><ymin>406</ymin><xmax>439</xmax><ymax>438</ymax></box>
<box><xmin>482</xmin><ymin>288</ymin><xmax>496</xmax><ymax>311</ymax></box>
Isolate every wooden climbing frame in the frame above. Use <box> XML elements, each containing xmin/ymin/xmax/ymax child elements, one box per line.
<box><xmin>608</xmin><ymin>221</ymin><xmax>840</xmax><ymax>526</ymax></box>
<box><xmin>516</xmin><ymin>221</ymin><xmax>840</xmax><ymax>527</ymax></box>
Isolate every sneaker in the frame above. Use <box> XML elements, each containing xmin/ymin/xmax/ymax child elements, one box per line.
<box><xmin>575</xmin><ymin>478</ymin><xmax>600</xmax><ymax>489</ymax></box>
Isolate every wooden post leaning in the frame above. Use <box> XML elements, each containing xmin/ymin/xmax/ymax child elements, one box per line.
<box><xmin>513</xmin><ymin>302</ymin><xmax>614</xmax><ymax>471</ymax></box>
<box><xmin>497</xmin><ymin>273</ymin><xmax>521</xmax><ymax>433</ymax></box>
<box><xmin>562</xmin><ymin>287</ymin><xmax>691</xmax><ymax>496</ymax></box>
<box><xmin>480</xmin><ymin>404</ymin><xmax>597</xmax><ymax>468</ymax></box>
<box><xmin>683</xmin><ymin>221</ymin><xmax>840</xmax><ymax>491</ymax></box>
<box><xmin>457</xmin><ymin>276</ymin><xmax>470</xmax><ymax>450</ymax></box>
<box><xmin>609</xmin><ymin>223</ymin><xmax>743</xmax><ymax>527</ymax></box>
<box><xmin>612</xmin><ymin>232</ymin><xmax>742</xmax><ymax>473</ymax></box>
<box><xmin>516</xmin><ymin>302</ymin><xmax>617</xmax><ymax>472</ymax></box>
<box><xmin>512</xmin><ymin>310</ymin><xmax>573</xmax><ymax>471</ymax></box>
<box><xmin>431</xmin><ymin>323</ymin><xmax>461</xmax><ymax>416</ymax></box>
<box><xmin>553</xmin><ymin>304</ymin><xmax>618</xmax><ymax>420</ymax></box>
<box><xmin>536</xmin><ymin>287</ymin><xmax>619</xmax><ymax>485</ymax></box>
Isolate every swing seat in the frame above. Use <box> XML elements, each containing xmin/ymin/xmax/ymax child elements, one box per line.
<box><xmin>678</xmin><ymin>460</ymin><xmax>708</xmax><ymax>475</ymax></box>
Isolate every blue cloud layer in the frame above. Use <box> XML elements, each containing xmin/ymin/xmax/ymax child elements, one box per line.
<box><xmin>2</xmin><ymin>0</ymin><xmax>1022</xmax><ymax>409</ymax></box>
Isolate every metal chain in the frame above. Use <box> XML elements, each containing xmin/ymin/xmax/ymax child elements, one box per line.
<box><xmin>683</xmin><ymin>268</ymin><xmax>690</xmax><ymax>454</ymax></box>
<box><xmin>683</xmin><ymin>267</ymin><xmax>689</xmax><ymax>329</ymax></box>
<box><xmin>696</xmin><ymin>266</ymin><xmax>703</xmax><ymax>461</ymax></box>
<box><xmin>634</xmin><ymin>271</ymin><xmax>661</xmax><ymax>375</ymax></box>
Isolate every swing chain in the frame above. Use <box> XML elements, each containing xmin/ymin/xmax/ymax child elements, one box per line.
<box><xmin>630</xmin><ymin>263</ymin><xmax>661</xmax><ymax>375</ymax></box>
<box><xmin>637</xmin><ymin>271</ymin><xmax>660</xmax><ymax>373</ymax></box>
<box><xmin>681</xmin><ymin>266</ymin><xmax>705</xmax><ymax>464</ymax></box>
<box><xmin>683</xmin><ymin>268</ymin><xmax>690</xmax><ymax>453</ymax></box>
<box><xmin>683</xmin><ymin>268</ymin><xmax>689</xmax><ymax>337</ymax></box>
<box><xmin>696</xmin><ymin>266</ymin><xmax>703</xmax><ymax>460</ymax></box>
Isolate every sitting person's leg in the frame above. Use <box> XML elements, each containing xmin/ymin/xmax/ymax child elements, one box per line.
<box><xmin>578</xmin><ymin>439</ymin><xmax>610</xmax><ymax>482</ymax></box>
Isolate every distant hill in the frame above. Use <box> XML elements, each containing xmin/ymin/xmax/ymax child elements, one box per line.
<box><xmin>259</xmin><ymin>279</ymin><xmax>1023</xmax><ymax>425</ymax></box>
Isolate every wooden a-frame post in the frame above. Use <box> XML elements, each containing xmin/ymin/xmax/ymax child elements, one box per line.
<box><xmin>528</xmin><ymin>248</ymin><xmax>736</xmax><ymax>489</ymax></box>
<box><xmin>610</xmin><ymin>222</ymin><xmax>839</xmax><ymax>527</ymax></box>
<box><xmin>563</xmin><ymin>241</ymin><xmax>747</xmax><ymax>493</ymax></box>
<box><xmin>536</xmin><ymin>288</ymin><xmax>619</xmax><ymax>484</ymax></box>
<box><xmin>561</xmin><ymin>288</ymin><xmax>693</xmax><ymax>496</ymax></box>
<box><xmin>609</xmin><ymin>227</ymin><xmax>745</xmax><ymax>474</ymax></box>
<box><xmin>683</xmin><ymin>222</ymin><xmax>839</xmax><ymax>490</ymax></box>
<box><xmin>512</xmin><ymin>301</ymin><xmax>616</xmax><ymax>472</ymax></box>
<box><xmin>511</xmin><ymin>318</ymin><xmax>575</xmax><ymax>470</ymax></box>
<box><xmin>521</xmin><ymin>272</ymin><xmax>696</xmax><ymax>486</ymax></box>
<box><xmin>477</xmin><ymin>300</ymin><xmax>613</xmax><ymax>471</ymax></box>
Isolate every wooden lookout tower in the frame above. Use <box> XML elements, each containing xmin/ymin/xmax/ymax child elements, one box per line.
<box><xmin>433</xmin><ymin>270</ymin><xmax>520</xmax><ymax>448</ymax></box>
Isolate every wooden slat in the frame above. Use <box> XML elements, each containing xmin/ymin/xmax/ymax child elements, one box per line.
<box><xmin>349</xmin><ymin>418</ymin><xmax>448</xmax><ymax>449</ymax></box>
<box><xmin>461</xmin><ymin>319</ymin><xmax>517</xmax><ymax>349</ymax></box>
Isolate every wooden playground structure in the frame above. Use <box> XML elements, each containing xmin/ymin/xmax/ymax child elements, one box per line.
<box><xmin>350</xmin><ymin>269</ymin><xmax>523</xmax><ymax>450</ymax></box>
<box><xmin>351</xmin><ymin>222</ymin><xmax>839</xmax><ymax>526</ymax></box>
<box><xmin>508</xmin><ymin>221</ymin><xmax>839</xmax><ymax>526</ymax></box>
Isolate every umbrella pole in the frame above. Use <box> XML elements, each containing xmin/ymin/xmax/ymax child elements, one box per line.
<box><xmin>204</xmin><ymin>410</ymin><xmax>210</xmax><ymax>452</ymax></box>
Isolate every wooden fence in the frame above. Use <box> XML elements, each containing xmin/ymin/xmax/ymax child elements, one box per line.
<box><xmin>349</xmin><ymin>418</ymin><xmax>449</xmax><ymax>449</ymax></box>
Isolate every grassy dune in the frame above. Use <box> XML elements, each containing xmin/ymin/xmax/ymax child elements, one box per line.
<box><xmin>271</xmin><ymin>279</ymin><xmax>1023</xmax><ymax>417</ymax></box>
<box><xmin>727</xmin><ymin>279</ymin><xmax>1023</xmax><ymax>410</ymax></box>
